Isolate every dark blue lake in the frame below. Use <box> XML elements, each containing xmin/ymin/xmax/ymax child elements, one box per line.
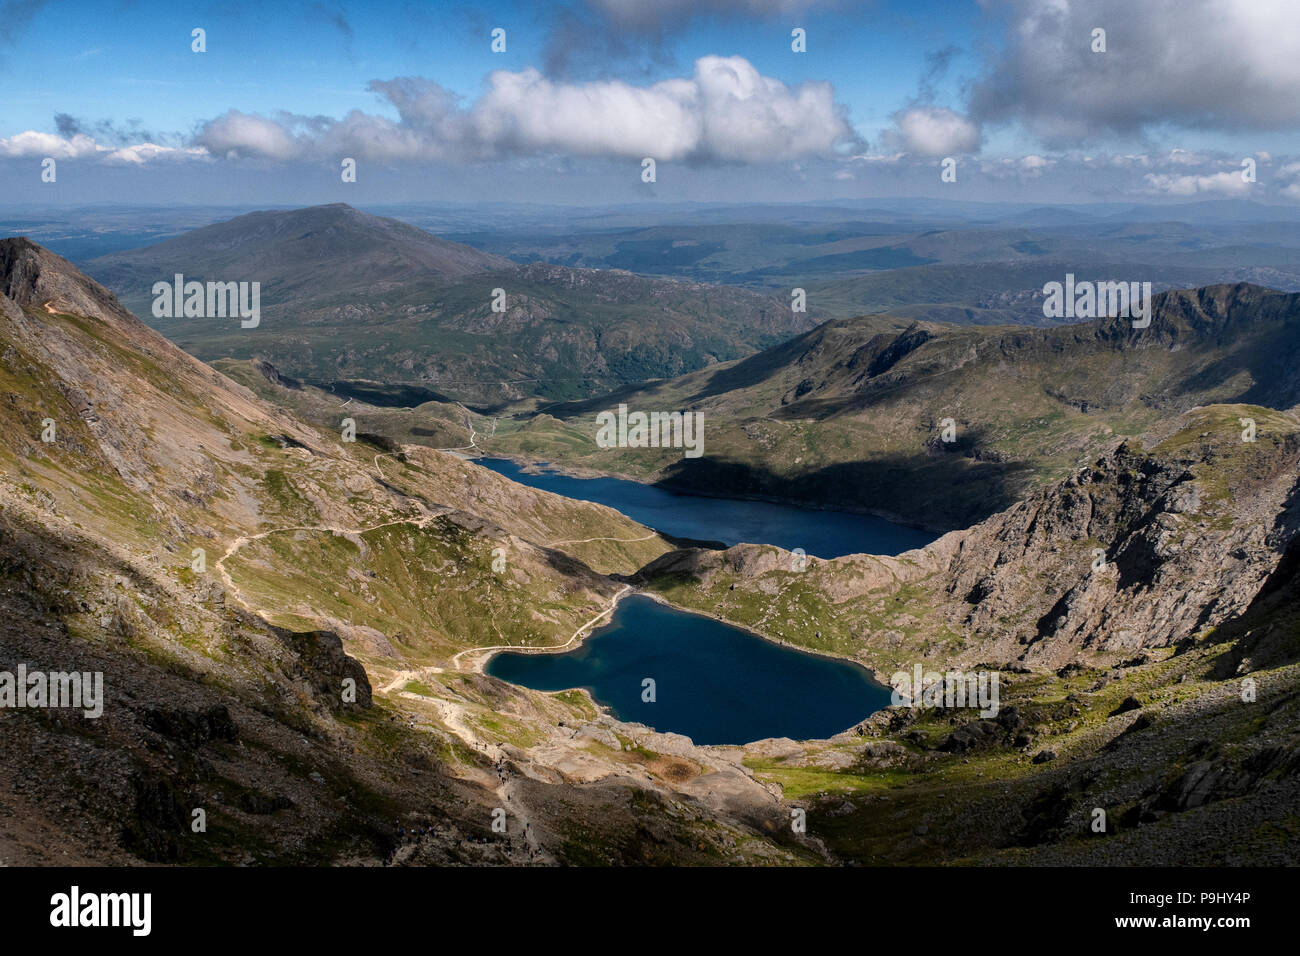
<box><xmin>476</xmin><ymin>458</ymin><xmax>936</xmax><ymax>558</ymax></box>
<box><xmin>487</xmin><ymin>595</ymin><xmax>892</xmax><ymax>745</ymax></box>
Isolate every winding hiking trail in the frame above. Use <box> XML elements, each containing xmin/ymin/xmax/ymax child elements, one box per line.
<box><xmin>426</xmin><ymin>402</ymin><xmax>479</xmax><ymax>453</ymax></box>
<box><xmin>449</xmin><ymin>583</ymin><xmax>632</xmax><ymax>672</ymax></box>
<box><xmin>547</xmin><ymin>531</ymin><xmax>658</xmax><ymax>546</ymax></box>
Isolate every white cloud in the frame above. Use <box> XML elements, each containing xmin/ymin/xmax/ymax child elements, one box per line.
<box><xmin>1018</xmin><ymin>154</ymin><xmax>1052</xmax><ymax>174</ymax></box>
<box><xmin>1143</xmin><ymin>170</ymin><xmax>1253</xmax><ymax>197</ymax></box>
<box><xmin>104</xmin><ymin>143</ymin><xmax>207</xmax><ymax>164</ymax></box>
<box><xmin>1167</xmin><ymin>148</ymin><xmax>1209</xmax><ymax>166</ymax></box>
<box><xmin>197</xmin><ymin>110</ymin><xmax>304</xmax><ymax>161</ymax></box>
<box><xmin>890</xmin><ymin>106</ymin><xmax>980</xmax><ymax>157</ymax></box>
<box><xmin>0</xmin><ymin>130</ymin><xmax>208</xmax><ymax>165</ymax></box>
<box><xmin>977</xmin><ymin>153</ymin><xmax>1055</xmax><ymax>178</ymax></box>
<box><xmin>0</xmin><ymin>130</ymin><xmax>101</xmax><ymax>159</ymax></box>
<box><xmin>1276</xmin><ymin>162</ymin><xmax>1300</xmax><ymax>200</ymax></box>
<box><xmin>193</xmin><ymin>57</ymin><xmax>858</xmax><ymax>165</ymax></box>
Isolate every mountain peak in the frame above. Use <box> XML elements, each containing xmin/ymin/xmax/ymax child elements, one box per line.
<box><xmin>1</xmin><ymin>236</ymin><xmax>132</xmax><ymax>320</ymax></box>
<box><xmin>85</xmin><ymin>204</ymin><xmax>514</xmax><ymax>297</ymax></box>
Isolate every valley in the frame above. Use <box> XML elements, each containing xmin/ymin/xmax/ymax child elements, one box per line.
<box><xmin>3</xmin><ymin>235</ymin><xmax>1298</xmax><ymax>868</ymax></box>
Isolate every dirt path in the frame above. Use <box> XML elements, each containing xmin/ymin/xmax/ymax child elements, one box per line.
<box><xmin>448</xmin><ymin>583</ymin><xmax>632</xmax><ymax>672</ymax></box>
<box><xmin>425</xmin><ymin>403</ymin><xmax>479</xmax><ymax>452</ymax></box>
<box><xmin>546</xmin><ymin>531</ymin><xmax>658</xmax><ymax>547</ymax></box>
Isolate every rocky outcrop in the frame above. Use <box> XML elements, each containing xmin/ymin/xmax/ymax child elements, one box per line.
<box><xmin>935</xmin><ymin>420</ymin><xmax>1300</xmax><ymax>668</ymax></box>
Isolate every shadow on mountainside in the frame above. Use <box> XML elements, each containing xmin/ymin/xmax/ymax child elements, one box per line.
<box><xmin>653</xmin><ymin>440</ymin><xmax>1035</xmax><ymax>531</ymax></box>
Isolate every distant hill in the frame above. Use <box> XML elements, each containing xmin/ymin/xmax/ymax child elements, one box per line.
<box><xmin>423</xmin><ymin>201</ymin><xmax>1300</xmax><ymax>299</ymax></box>
<box><xmin>86</xmin><ymin>202</ymin><xmax>513</xmax><ymax>294</ymax></box>
<box><xmin>82</xmin><ymin>204</ymin><xmax>814</xmax><ymax>405</ymax></box>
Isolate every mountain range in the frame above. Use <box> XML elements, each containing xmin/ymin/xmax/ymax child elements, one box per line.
<box><xmin>486</xmin><ymin>282</ymin><xmax>1300</xmax><ymax>529</ymax></box>
<box><xmin>2</xmin><ymin>237</ymin><xmax>1298</xmax><ymax>866</ymax></box>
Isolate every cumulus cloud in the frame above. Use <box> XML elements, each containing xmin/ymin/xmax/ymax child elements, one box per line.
<box><xmin>0</xmin><ymin>130</ymin><xmax>101</xmax><ymax>159</ymax></box>
<box><xmin>1143</xmin><ymin>170</ymin><xmax>1253</xmax><ymax>197</ymax></box>
<box><xmin>102</xmin><ymin>143</ymin><xmax>207</xmax><ymax>165</ymax></box>
<box><xmin>0</xmin><ymin>129</ymin><xmax>203</xmax><ymax>163</ymax></box>
<box><xmin>197</xmin><ymin>110</ymin><xmax>311</xmax><ymax>161</ymax></box>
<box><xmin>890</xmin><ymin>106</ymin><xmax>980</xmax><ymax>157</ymax></box>
<box><xmin>969</xmin><ymin>0</ymin><xmax>1300</xmax><ymax>145</ymax></box>
<box><xmin>194</xmin><ymin>56</ymin><xmax>858</xmax><ymax>164</ymax></box>
<box><xmin>1276</xmin><ymin>162</ymin><xmax>1300</xmax><ymax>201</ymax></box>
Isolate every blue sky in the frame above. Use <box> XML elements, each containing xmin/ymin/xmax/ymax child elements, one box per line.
<box><xmin>3</xmin><ymin>0</ymin><xmax>1299</xmax><ymax>205</ymax></box>
<box><xmin>3</xmin><ymin>1</ymin><xmax>980</xmax><ymax>139</ymax></box>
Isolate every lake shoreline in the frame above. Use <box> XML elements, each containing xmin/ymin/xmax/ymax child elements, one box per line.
<box><xmin>469</xmin><ymin>452</ymin><xmax>950</xmax><ymax>535</ymax></box>
<box><xmin>458</xmin><ymin>583</ymin><xmax>635</xmax><ymax>675</ymax></box>
<box><xmin>633</xmin><ymin>589</ymin><xmax>892</xmax><ymax>690</ymax></box>
<box><xmin>474</xmin><ymin>584</ymin><xmax>892</xmax><ymax>698</ymax></box>
<box><xmin>483</xmin><ymin>588</ymin><xmax>893</xmax><ymax>745</ymax></box>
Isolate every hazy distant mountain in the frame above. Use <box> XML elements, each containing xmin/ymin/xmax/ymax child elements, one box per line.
<box><xmin>86</xmin><ymin>202</ymin><xmax>513</xmax><ymax>293</ymax></box>
<box><xmin>83</xmin><ymin>204</ymin><xmax>813</xmax><ymax>404</ymax></box>
<box><xmin>431</xmin><ymin>205</ymin><xmax>1300</xmax><ymax>302</ymax></box>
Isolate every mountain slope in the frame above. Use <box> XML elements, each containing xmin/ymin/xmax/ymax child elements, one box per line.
<box><xmin>85</xmin><ymin>202</ymin><xmax>513</xmax><ymax>293</ymax></box>
<box><xmin>638</xmin><ymin>404</ymin><xmax>1300</xmax><ymax>671</ymax></box>
<box><xmin>0</xmin><ymin>238</ymin><xmax>813</xmax><ymax>865</ymax></box>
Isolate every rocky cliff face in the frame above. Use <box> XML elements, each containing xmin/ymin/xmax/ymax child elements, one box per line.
<box><xmin>938</xmin><ymin>408</ymin><xmax>1300</xmax><ymax>669</ymax></box>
